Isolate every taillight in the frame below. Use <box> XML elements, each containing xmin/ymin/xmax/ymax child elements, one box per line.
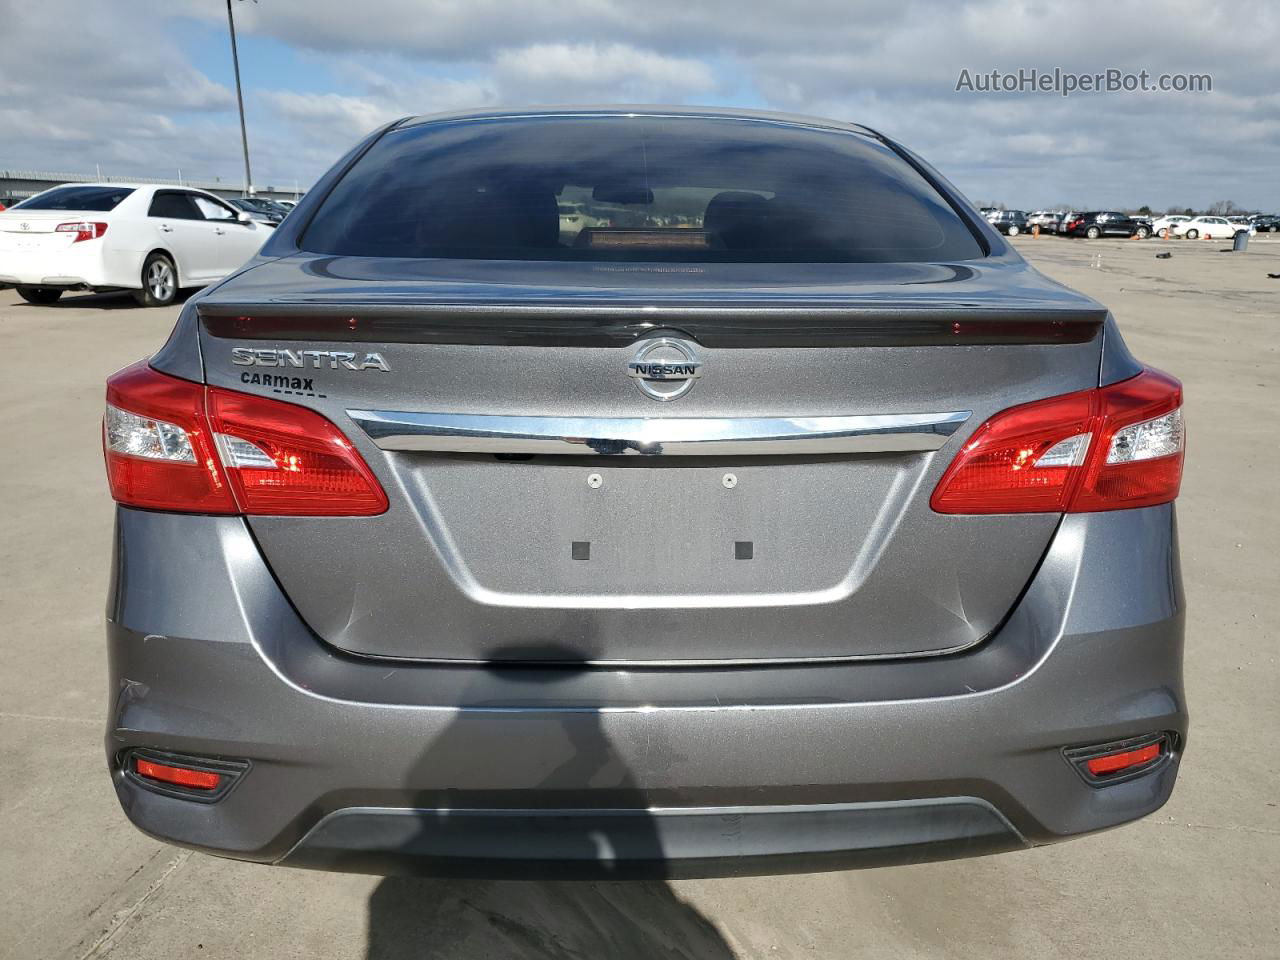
<box><xmin>103</xmin><ymin>362</ymin><xmax>387</xmax><ymax>516</ymax></box>
<box><xmin>932</xmin><ymin>367</ymin><xmax>1183</xmax><ymax>514</ymax></box>
<box><xmin>1071</xmin><ymin>369</ymin><xmax>1185</xmax><ymax>511</ymax></box>
<box><xmin>56</xmin><ymin>221</ymin><xmax>108</xmax><ymax>242</ymax></box>
<box><xmin>104</xmin><ymin>363</ymin><xmax>236</xmax><ymax>513</ymax></box>
<box><xmin>206</xmin><ymin>386</ymin><xmax>388</xmax><ymax>515</ymax></box>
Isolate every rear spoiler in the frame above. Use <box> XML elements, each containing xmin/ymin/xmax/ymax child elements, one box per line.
<box><xmin>197</xmin><ymin>301</ymin><xmax>1105</xmax><ymax>348</ymax></box>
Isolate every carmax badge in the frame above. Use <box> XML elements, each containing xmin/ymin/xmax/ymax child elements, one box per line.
<box><xmin>626</xmin><ymin>337</ymin><xmax>702</xmax><ymax>401</ymax></box>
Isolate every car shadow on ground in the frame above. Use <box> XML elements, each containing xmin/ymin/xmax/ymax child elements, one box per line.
<box><xmin>1</xmin><ymin>288</ymin><xmax>195</xmax><ymax>310</ymax></box>
<box><xmin>362</xmin><ymin>647</ymin><xmax>736</xmax><ymax>959</ymax></box>
<box><xmin>365</xmin><ymin>878</ymin><xmax>735</xmax><ymax>959</ymax></box>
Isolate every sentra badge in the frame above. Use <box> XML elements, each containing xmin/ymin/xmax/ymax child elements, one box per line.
<box><xmin>231</xmin><ymin>347</ymin><xmax>390</xmax><ymax>372</ymax></box>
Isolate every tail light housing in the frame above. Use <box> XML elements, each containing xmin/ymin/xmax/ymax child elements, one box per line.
<box><xmin>207</xmin><ymin>386</ymin><xmax>388</xmax><ymax>515</ymax></box>
<box><xmin>56</xmin><ymin>221</ymin><xmax>108</xmax><ymax>242</ymax></box>
<box><xmin>932</xmin><ymin>367</ymin><xmax>1183</xmax><ymax>514</ymax></box>
<box><xmin>104</xmin><ymin>361</ymin><xmax>387</xmax><ymax>516</ymax></box>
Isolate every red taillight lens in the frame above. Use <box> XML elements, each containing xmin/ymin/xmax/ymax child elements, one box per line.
<box><xmin>104</xmin><ymin>362</ymin><xmax>387</xmax><ymax>516</ymax></box>
<box><xmin>56</xmin><ymin>221</ymin><xmax>108</xmax><ymax>242</ymax></box>
<box><xmin>932</xmin><ymin>367</ymin><xmax>1184</xmax><ymax>514</ymax></box>
<box><xmin>134</xmin><ymin>757</ymin><xmax>222</xmax><ymax>790</ymax></box>
<box><xmin>104</xmin><ymin>363</ymin><xmax>237</xmax><ymax>513</ymax></box>
<box><xmin>930</xmin><ymin>388</ymin><xmax>1095</xmax><ymax>514</ymax></box>
<box><xmin>207</xmin><ymin>387</ymin><xmax>388</xmax><ymax>516</ymax></box>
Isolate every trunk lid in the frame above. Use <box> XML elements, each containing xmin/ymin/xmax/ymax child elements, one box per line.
<box><xmin>197</xmin><ymin>253</ymin><xmax>1105</xmax><ymax>664</ymax></box>
<box><xmin>0</xmin><ymin>210</ymin><xmax>114</xmax><ymax>232</ymax></box>
<box><xmin>0</xmin><ymin>211</ymin><xmax>111</xmax><ymax>253</ymax></box>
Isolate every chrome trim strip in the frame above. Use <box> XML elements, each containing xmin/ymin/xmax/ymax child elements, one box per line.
<box><xmin>346</xmin><ymin>410</ymin><xmax>970</xmax><ymax>456</ymax></box>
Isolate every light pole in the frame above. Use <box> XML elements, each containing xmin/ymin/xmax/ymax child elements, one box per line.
<box><xmin>226</xmin><ymin>0</ymin><xmax>253</xmax><ymax>196</ymax></box>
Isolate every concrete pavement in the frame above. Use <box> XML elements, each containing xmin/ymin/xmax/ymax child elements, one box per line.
<box><xmin>1</xmin><ymin>237</ymin><xmax>1276</xmax><ymax>958</ymax></box>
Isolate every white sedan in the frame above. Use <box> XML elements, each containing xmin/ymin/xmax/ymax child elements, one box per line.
<box><xmin>1169</xmin><ymin>216</ymin><xmax>1256</xmax><ymax>241</ymax></box>
<box><xmin>1151</xmin><ymin>215</ymin><xmax>1191</xmax><ymax>239</ymax></box>
<box><xmin>0</xmin><ymin>183</ymin><xmax>269</xmax><ymax>306</ymax></box>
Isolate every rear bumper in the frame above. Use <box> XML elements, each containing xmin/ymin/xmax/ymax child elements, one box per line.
<box><xmin>105</xmin><ymin>505</ymin><xmax>1186</xmax><ymax>878</ymax></box>
<box><xmin>278</xmin><ymin>799</ymin><xmax>1025</xmax><ymax>879</ymax></box>
<box><xmin>0</xmin><ymin>243</ymin><xmax>137</xmax><ymax>289</ymax></box>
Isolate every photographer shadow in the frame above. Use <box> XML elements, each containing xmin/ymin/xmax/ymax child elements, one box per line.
<box><xmin>363</xmin><ymin>646</ymin><xmax>736</xmax><ymax>959</ymax></box>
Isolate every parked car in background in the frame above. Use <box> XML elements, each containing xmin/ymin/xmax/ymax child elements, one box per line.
<box><xmin>979</xmin><ymin>206</ymin><xmax>999</xmax><ymax>219</ymax></box>
<box><xmin>1248</xmin><ymin>214</ymin><xmax>1280</xmax><ymax>232</ymax></box>
<box><xmin>228</xmin><ymin>197</ymin><xmax>285</xmax><ymax>226</ymax></box>
<box><xmin>1062</xmin><ymin>211</ymin><xmax>1143</xmax><ymax>239</ymax></box>
<box><xmin>100</xmin><ymin>106</ymin><xmax>1187</xmax><ymax>879</ymax></box>
<box><xmin>1056</xmin><ymin>211</ymin><xmax>1079</xmax><ymax>235</ymax></box>
<box><xmin>1170</xmin><ymin>216</ymin><xmax>1255</xmax><ymax>240</ymax></box>
<box><xmin>1152</xmin><ymin>215</ymin><xmax>1192</xmax><ymax>239</ymax></box>
<box><xmin>1226</xmin><ymin>216</ymin><xmax>1256</xmax><ymax>233</ymax></box>
<box><xmin>0</xmin><ymin>183</ymin><xmax>269</xmax><ymax>306</ymax></box>
<box><xmin>1026</xmin><ymin>211</ymin><xmax>1062</xmax><ymax>230</ymax></box>
<box><xmin>1130</xmin><ymin>216</ymin><xmax>1154</xmax><ymax>239</ymax></box>
<box><xmin>988</xmin><ymin>210</ymin><xmax>1029</xmax><ymax>235</ymax></box>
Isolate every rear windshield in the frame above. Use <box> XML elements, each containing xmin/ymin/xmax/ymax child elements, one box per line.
<box><xmin>301</xmin><ymin>116</ymin><xmax>984</xmax><ymax>263</ymax></box>
<box><xmin>13</xmin><ymin>185</ymin><xmax>135</xmax><ymax>211</ymax></box>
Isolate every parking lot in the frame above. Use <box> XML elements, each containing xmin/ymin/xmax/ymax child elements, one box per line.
<box><xmin>1</xmin><ymin>236</ymin><xmax>1277</xmax><ymax>959</ymax></box>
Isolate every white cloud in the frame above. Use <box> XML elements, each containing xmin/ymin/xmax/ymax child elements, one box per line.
<box><xmin>492</xmin><ymin>43</ymin><xmax>717</xmax><ymax>102</ymax></box>
<box><xmin>258</xmin><ymin>91</ymin><xmax>397</xmax><ymax>138</ymax></box>
<box><xmin>1</xmin><ymin>0</ymin><xmax>1277</xmax><ymax>207</ymax></box>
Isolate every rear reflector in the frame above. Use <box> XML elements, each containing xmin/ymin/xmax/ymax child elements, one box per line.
<box><xmin>1085</xmin><ymin>742</ymin><xmax>1161</xmax><ymax>776</ymax></box>
<box><xmin>1065</xmin><ymin>734</ymin><xmax>1171</xmax><ymax>785</ymax></box>
<box><xmin>931</xmin><ymin>367</ymin><xmax>1184</xmax><ymax>514</ymax></box>
<box><xmin>134</xmin><ymin>758</ymin><xmax>222</xmax><ymax>790</ymax></box>
<box><xmin>103</xmin><ymin>361</ymin><xmax>387</xmax><ymax>516</ymax></box>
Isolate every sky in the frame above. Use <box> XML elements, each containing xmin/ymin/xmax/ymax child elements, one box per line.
<box><xmin>1</xmin><ymin>0</ymin><xmax>1277</xmax><ymax>211</ymax></box>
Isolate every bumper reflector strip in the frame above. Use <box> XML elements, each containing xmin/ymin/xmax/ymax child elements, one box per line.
<box><xmin>134</xmin><ymin>757</ymin><xmax>223</xmax><ymax>791</ymax></box>
<box><xmin>1084</xmin><ymin>742</ymin><xmax>1162</xmax><ymax>777</ymax></box>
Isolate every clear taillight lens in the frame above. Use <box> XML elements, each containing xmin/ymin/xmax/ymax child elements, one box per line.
<box><xmin>105</xmin><ymin>404</ymin><xmax>195</xmax><ymax>462</ymax></box>
<box><xmin>1106</xmin><ymin>409</ymin><xmax>1183</xmax><ymax>464</ymax></box>
<box><xmin>1035</xmin><ymin>432</ymin><xmax>1091</xmax><ymax>469</ymax></box>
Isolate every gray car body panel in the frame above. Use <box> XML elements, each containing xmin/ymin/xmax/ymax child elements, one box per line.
<box><xmin>106</xmin><ymin>503</ymin><xmax>1184</xmax><ymax>876</ymax></box>
<box><xmin>192</xmin><ymin>257</ymin><xmax>1106</xmax><ymax>664</ymax></box>
<box><xmin>114</xmin><ymin>107</ymin><xmax>1184</xmax><ymax>876</ymax></box>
